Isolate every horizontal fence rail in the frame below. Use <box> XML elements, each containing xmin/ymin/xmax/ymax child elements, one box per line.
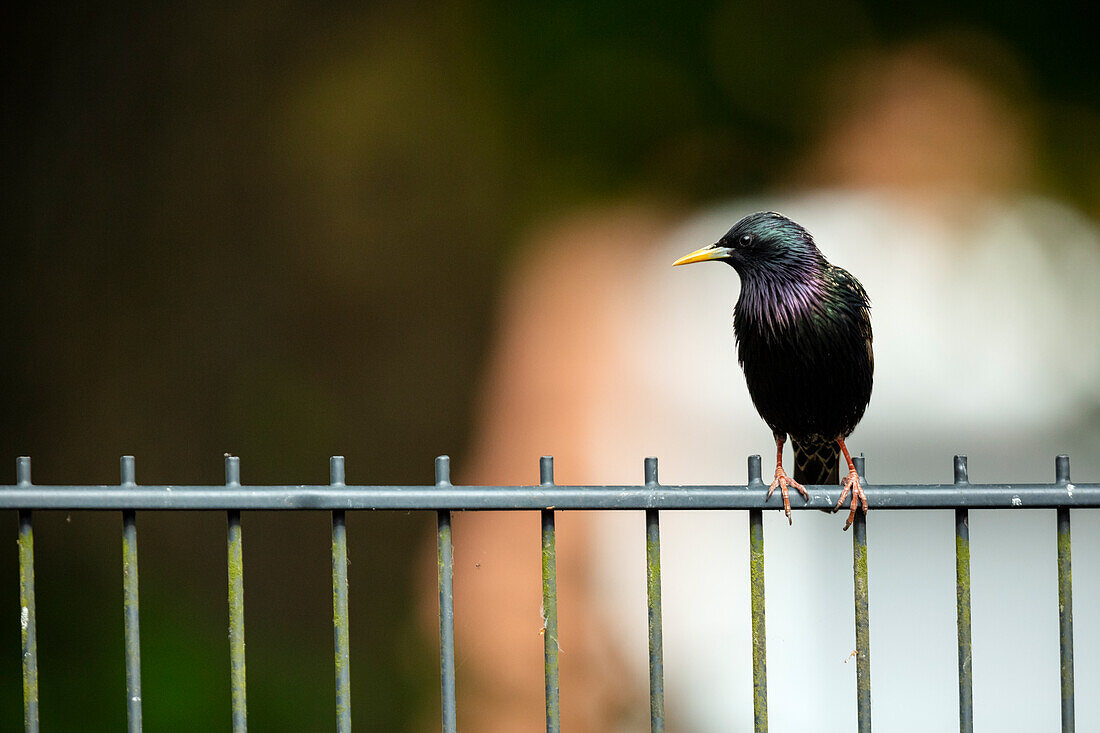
<box><xmin>6</xmin><ymin>453</ymin><xmax>1093</xmax><ymax>733</ymax></box>
<box><xmin>2</xmin><ymin>483</ymin><xmax>1096</xmax><ymax>511</ymax></box>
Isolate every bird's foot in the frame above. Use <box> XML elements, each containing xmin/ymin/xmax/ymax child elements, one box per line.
<box><xmin>835</xmin><ymin>468</ymin><xmax>867</xmax><ymax>531</ymax></box>
<box><xmin>767</xmin><ymin>467</ymin><xmax>808</xmax><ymax>525</ymax></box>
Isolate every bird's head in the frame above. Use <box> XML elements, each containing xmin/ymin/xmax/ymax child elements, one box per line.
<box><xmin>672</xmin><ymin>211</ymin><xmax>823</xmax><ymax>278</ymax></box>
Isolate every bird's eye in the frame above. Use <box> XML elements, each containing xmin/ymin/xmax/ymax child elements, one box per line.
<box><xmin>738</xmin><ymin>234</ymin><xmax>753</xmax><ymax>247</ymax></box>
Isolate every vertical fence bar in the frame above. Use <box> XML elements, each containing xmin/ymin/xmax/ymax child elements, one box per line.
<box><xmin>225</xmin><ymin>456</ymin><xmax>247</xmax><ymax>732</ymax></box>
<box><xmin>331</xmin><ymin>456</ymin><xmax>352</xmax><ymax>733</ymax></box>
<box><xmin>540</xmin><ymin>456</ymin><xmax>560</xmax><ymax>733</ymax></box>
<box><xmin>1055</xmin><ymin>455</ymin><xmax>1074</xmax><ymax>733</ymax></box>
<box><xmin>953</xmin><ymin>456</ymin><xmax>973</xmax><ymax>733</ymax></box>
<box><xmin>121</xmin><ymin>456</ymin><xmax>143</xmax><ymax>733</ymax></box>
<box><xmin>17</xmin><ymin>457</ymin><xmax>39</xmax><ymax>733</ymax></box>
<box><xmin>644</xmin><ymin>457</ymin><xmax>665</xmax><ymax>733</ymax></box>
<box><xmin>436</xmin><ymin>456</ymin><xmax>457</xmax><ymax>733</ymax></box>
<box><xmin>851</xmin><ymin>455</ymin><xmax>871</xmax><ymax>733</ymax></box>
<box><xmin>747</xmin><ymin>455</ymin><xmax>767</xmax><ymax>733</ymax></box>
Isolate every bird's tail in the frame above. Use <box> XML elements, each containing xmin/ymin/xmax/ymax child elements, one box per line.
<box><xmin>792</xmin><ymin>439</ymin><xmax>840</xmax><ymax>485</ymax></box>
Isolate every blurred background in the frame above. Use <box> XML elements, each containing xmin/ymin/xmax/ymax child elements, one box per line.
<box><xmin>2</xmin><ymin>1</ymin><xmax>1098</xmax><ymax>731</ymax></box>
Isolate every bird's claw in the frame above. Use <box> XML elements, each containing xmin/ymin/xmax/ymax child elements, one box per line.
<box><xmin>835</xmin><ymin>469</ymin><xmax>868</xmax><ymax>530</ymax></box>
<box><xmin>767</xmin><ymin>468</ymin><xmax>808</xmax><ymax>525</ymax></box>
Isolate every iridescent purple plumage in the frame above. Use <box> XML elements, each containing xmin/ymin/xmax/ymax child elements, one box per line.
<box><xmin>673</xmin><ymin>211</ymin><xmax>874</xmax><ymax>528</ymax></box>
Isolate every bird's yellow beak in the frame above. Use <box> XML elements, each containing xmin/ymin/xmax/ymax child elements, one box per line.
<box><xmin>673</xmin><ymin>243</ymin><xmax>727</xmax><ymax>267</ymax></box>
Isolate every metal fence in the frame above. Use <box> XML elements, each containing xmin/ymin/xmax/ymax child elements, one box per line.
<box><xmin>4</xmin><ymin>453</ymin><xmax>1096</xmax><ymax>733</ymax></box>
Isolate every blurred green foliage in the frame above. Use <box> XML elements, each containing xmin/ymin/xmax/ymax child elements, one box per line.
<box><xmin>1</xmin><ymin>1</ymin><xmax>1096</xmax><ymax>729</ymax></box>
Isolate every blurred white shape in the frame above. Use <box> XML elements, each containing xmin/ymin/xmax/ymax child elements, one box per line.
<box><xmin>583</xmin><ymin>190</ymin><xmax>1100</xmax><ymax>731</ymax></box>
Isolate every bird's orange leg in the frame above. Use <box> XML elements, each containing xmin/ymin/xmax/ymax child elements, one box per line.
<box><xmin>766</xmin><ymin>433</ymin><xmax>808</xmax><ymax>525</ymax></box>
<box><xmin>834</xmin><ymin>438</ymin><xmax>867</xmax><ymax>530</ymax></box>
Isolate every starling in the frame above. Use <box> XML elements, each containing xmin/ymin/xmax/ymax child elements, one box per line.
<box><xmin>673</xmin><ymin>212</ymin><xmax>873</xmax><ymax>529</ymax></box>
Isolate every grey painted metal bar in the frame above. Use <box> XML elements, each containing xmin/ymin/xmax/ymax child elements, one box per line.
<box><xmin>226</xmin><ymin>456</ymin><xmax>247</xmax><ymax>733</ymax></box>
<box><xmin>16</xmin><ymin>457</ymin><xmax>39</xmax><ymax>733</ymax></box>
<box><xmin>644</xmin><ymin>457</ymin><xmax>665</xmax><ymax>733</ymax></box>
<box><xmin>1055</xmin><ymin>455</ymin><xmax>1074</xmax><ymax>733</ymax></box>
<box><xmin>331</xmin><ymin>457</ymin><xmax>352</xmax><ymax>733</ymax></box>
<box><xmin>3</xmin><ymin>480</ymin><xmax>1097</xmax><ymax>511</ymax></box>
<box><xmin>540</xmin><ymin>456</ymin><xmax>560</xmax><ymax>733</ymax></box>
<box><xmin>121</xmin><ymin>456</ymin><xmax>143</xmax><ymax>733</ymax></box>
<box><xmin>747</xmin><ymin>456</ymin><xmax>767</xmax><ymax>733</ymax></box>
<box><xmin>953</xmin><ymin>456</ymin><xmax>973</xmax><ymax>733</ymax></box>
<box><xmin>436</xmin><ymin>456</ymin><xmax>457</xmax><ymax>733</ymax></box>
<box><xmin>852</xmin><ymin>456</ymin><xmax>871</xmax><ymax>733</ymax></box>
